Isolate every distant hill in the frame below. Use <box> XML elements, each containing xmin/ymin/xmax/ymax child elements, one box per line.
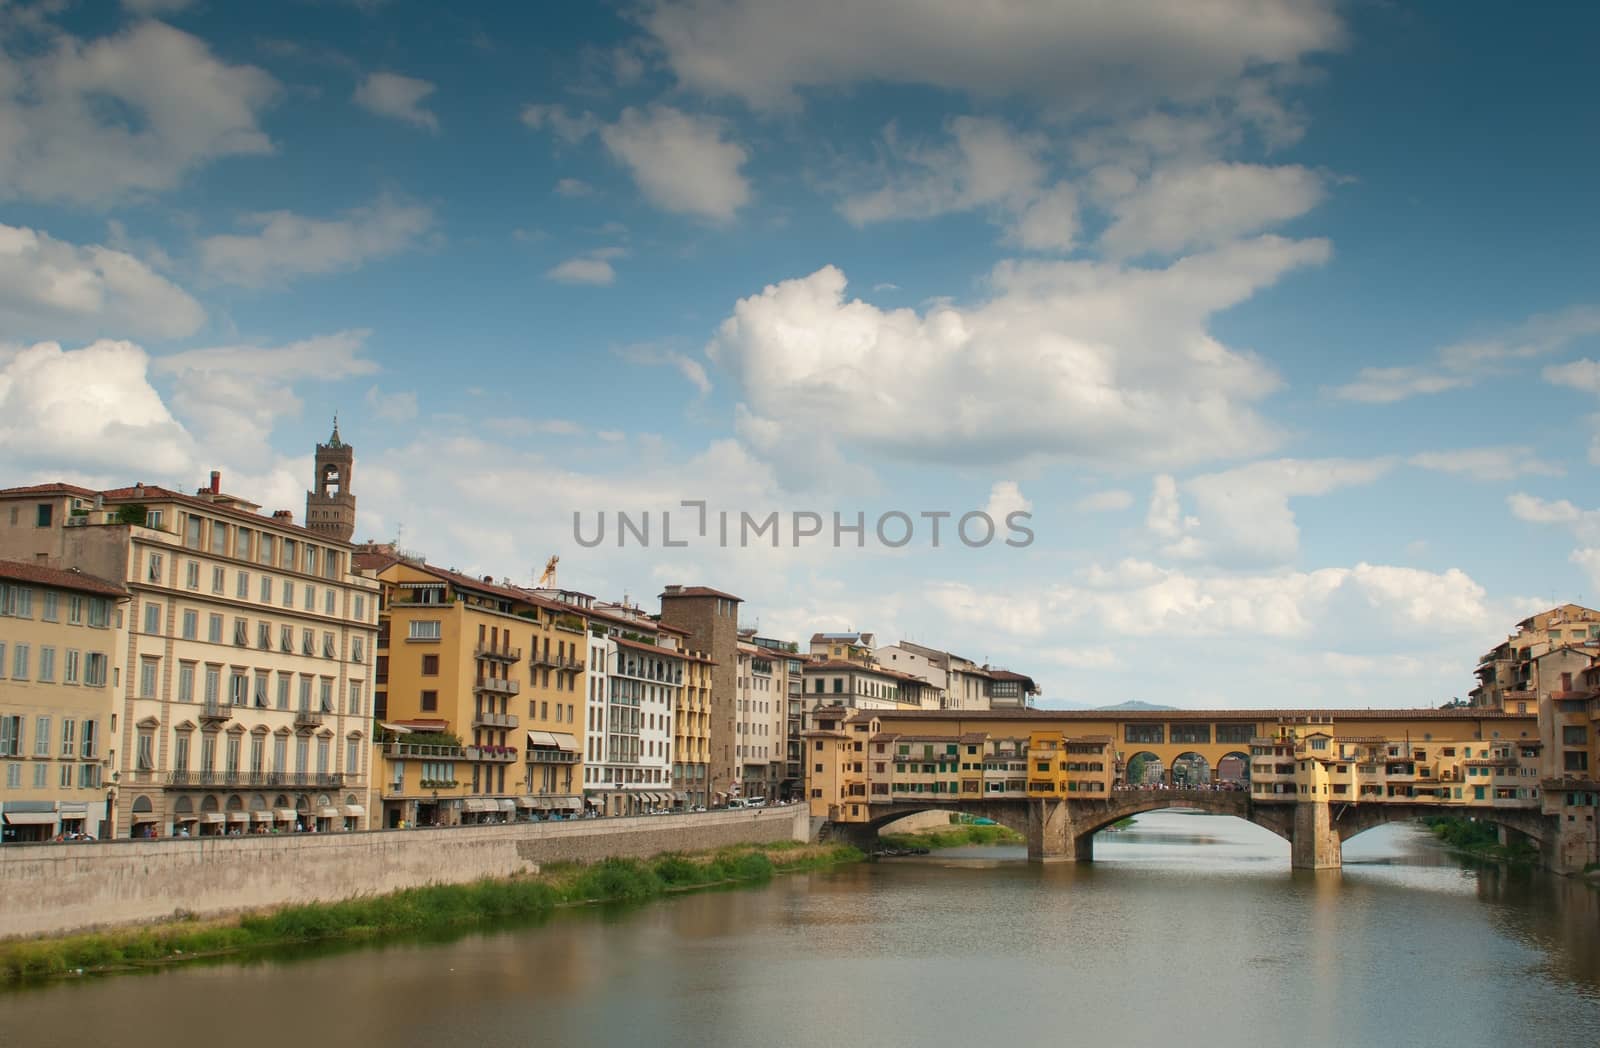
<box><xmin>1093</xmin><ymin>700</ymin><xmax>1179</xmax><ymax>712</ymax></box>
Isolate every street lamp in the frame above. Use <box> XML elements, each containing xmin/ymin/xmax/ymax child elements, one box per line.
<box><xmin>431</xmin><ymin>789</ymin><xmax>439</xmax><ymax>828</ymax></box>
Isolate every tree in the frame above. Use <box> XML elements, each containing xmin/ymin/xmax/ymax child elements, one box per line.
<box><xmin>114</xmin><ymin>503</ymin><xmax>148</xmax><ymax>526</ymax></box>
<box><xmin>1126</xmin><ymin>754</ymin><xmax>1147</xmax><ymax>786</ymax></box>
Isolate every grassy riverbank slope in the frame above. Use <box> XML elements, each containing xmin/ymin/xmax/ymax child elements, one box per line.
<box><xmin>1424</xmin><ymin>816</ymin><xmax>1539</xmax><ymax>864</ymax></box>
<box><xmin>879</xmin><ymin>824</ymin><xmax>1023</xmax><ymax>850</ymax></box>
<box><xmin>1</xmin><ymin>841</ymin><xmax>861</xmax><ymax>984</ymax></box>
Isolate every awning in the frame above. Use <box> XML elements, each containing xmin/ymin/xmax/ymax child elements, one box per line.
<box><xmin>527</xmin><ymin>730</ymin><xmax>558</xmax><ymax>748</ymax></box>
<box><xmin>463</xmin><ymin>798</ymin><xmax>492</xmax><ymax>813</ymax></box>
<box><xmin>550</xmin><ymin>732</ymin><xmax>578</xmax><ymax>752</ymax></box>
<box><xmin>3</xmin><ymin>811</ymin><xmax>57</xmax><ymax>826</ymax></box>
<box><xmin>227</xmin><ymin>812</ymin><xmax>249</xmax><ymax>823</ymax></box>
<box><xmin>379</xmin><ymin>722</ymin><xmax>414</xmax><ymax>734</ymax></box>
<box><xmin>251</xmin><ymin>812</ymin><xmax>274</xmax><ymax>823</ymax></box>
<box><xmin>342</xmin><ymin>805</ymin><xmax>365</xmax><ymax>818</ymax></box>
<box><xmin>557</xmin><ymin>797</ymin><xmax>582</xmax><ymax>811</ymax></box>
<box><xmin>515</xmin><ymin>795</ymin><xmax>538</xmax><ymax>808</ymax></box>
<box><xmin>672</xmin><ymin>791</ymin><xmax>688</xmax><ymax>803</ymax></box>
<box><xmin>200</xmin><ymin>812</ymin><xmax>226</xmax><ymax>824</ymax></box>
<box><xmin>132</xmin><ymin>811</ymin><xmax>160</xmax><ymax>823</ymax></box>
<box><xmin>176</xmin><ymin>815</ymin><xmax>199</xmax><ymax>823</ymax></box>
<box><xmin>317</xmin><ymin>807</ymin><xmax>340</xmax><ymax>819</ymax></box>
<box><xmin>59</xmin><ymin>803</ymin><xmax>89</xmax><ymax>816</ymax></box>
<box><xmin>274</xmin><ymin>808</ymin><xmax>297</xmax><ymax>821</ymax></box>
<box><xmin>497</xmin><ymin>798</ymin><xmax>516</xmax><ymax>813</ymax></box>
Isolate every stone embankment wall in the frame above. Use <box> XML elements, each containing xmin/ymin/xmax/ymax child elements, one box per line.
<box><xmin>0</xmin><ymin>806</ymin><xmax>808</xmax><ymax>939</ymax></box>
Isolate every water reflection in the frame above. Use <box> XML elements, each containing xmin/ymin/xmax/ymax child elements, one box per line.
<box><xmin>6</xmin><ymin>810</ymin><xmax>1600</xmax><ymax>1048</ymax></box>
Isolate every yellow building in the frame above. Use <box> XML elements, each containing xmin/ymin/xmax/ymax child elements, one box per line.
<box><xmin>674</xmin><ymin>649</ymin><xmax>713</xmax><ymax>808</ymax></box>
<box><xmin>0</xmin><ymin>561</ymin><xmax>129</xmax><ymax>841</ymax></box>
<box><xmin>0</xmin><ymin>468</ymin><xmax>381</xmax><ymax>838</ymax></box>
<box><xmin>363</xmin><ymin>554</ymin><xmax>587</xmax><ymax>827</ymax></box>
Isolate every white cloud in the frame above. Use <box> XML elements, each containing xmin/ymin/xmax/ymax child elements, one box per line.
<box><xmin>152</xmin><ymin>330</ymin><xmax>378</xmax><ymax>469</ymax></box>
<box><xmin>1074</xmin><ymin>489</ymin><xmax>1134</xmax><ymax>513</ymax></box>
<box><xmin>618</xmin><ymin>343</ymin><xmax>714</xmax><ymax>398</ymax></box>
<box><xmin>983</xmin><ymin>481</ymin><xmax>1031</xmax><ymax>524</ymax></box>
<box><xmin>0</xmin><ymin>21</ymin><xmax>278</xmax><ymax>204</ymax></box>
<box><xmin>1544</xmin><ymin>358</ymin><xmax>1600</xmax><ymax>394</ymax></box>
<box><xmin>0</xmin><ymin>222</ymin><xmax>204</xmax><ymax>340</ymax></box>
<box><xmin>0</xmin><ymin>340</ymin><xmax>193</xmax><ymax>477</ymax></box>
<box><xmin>1507</xmin><ymin>493</ymin><xmax>1585</xmax><ymax>528</ymax></box>
<box><xmin>353</xmin><ymin>72</ymin><xmax>438</xmax><ymax>131</ymax></box>
<box><xmin>122</xmin><ymin>0</ymin><xmax>197</xmax><ymax>13</ymax></box>
<box><xmin>642</xmin><ymin>0</ymin><xmax>1342</xmax><ymax>114</ymax></box>
<box><xmin>555</xmin><ymin>178</ymin><xmax>593</xmax><ymax>197</ymax></box>
<box><xmin>519</xmin><ymin>103</ymin><xmax>599</xmax><ymax>143</ymax></box>
<box><xmin>484</xmin><ymin>417</ymin><xmax>585</xmax><ymax>438</ymax></box>
<box><xmin>709</xmin><ymin>240</ymin><xmax>1326</xmax><ymax>474</ymax></box>
<box><xmin>600</xmin><ymin>106</ymin><xmax>750</xmax><ymax>221</ymax></box>
<box><xmin>547</xmin><ymin>257</ymin><xmax>616</xmax><ymax>286</ymax></box>
<box><xmin>1099</xmin><ymin>162</ymin><xmax>1325</xmax><ymax>258</ymax></box>
<box><xmin>1407</xmin><ymin>447</ymin><xmax>1561</xmax><ymax>482</ymax></box>
<box><xmin>198</xmin><ymin>196</ymin><xmax>433</xmax><ymax>287</ymax></box>
<box><xmin>1179</xmin><ymin>458</ymin><xmax>1391</xmax><ymax>565</ymax></box>
<box><xmin>365</xmin><ymin>385</ymin><xmax>418</xmax><ymax>423</ymax></box>
<box><xmin>1333</xmin><ymin>304</ymin><xmax>1600</xmax><ymax>403</ymax></box>
<box><xmin>1145</xmin><ymin>474</ymin><xmax>1190</xmax><ymax>539</ymax></box>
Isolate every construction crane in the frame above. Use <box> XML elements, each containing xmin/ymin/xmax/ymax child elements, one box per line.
<box><xmin>535</xmin><ymin>555</ymin><xmax>559</xmax><ymax>589</ymax></box>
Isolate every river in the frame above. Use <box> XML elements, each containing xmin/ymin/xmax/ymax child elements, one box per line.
<box><xmin>6</xmin><ymin>811</ymin><xmax>1600</xmax><ymax>1047</ymax></box>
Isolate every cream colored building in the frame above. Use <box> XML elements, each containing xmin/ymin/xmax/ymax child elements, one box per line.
<box><xmin>0</xmin><ymin>560</ymin><xmax>129</xmax><ymax>841</ymax></box>
<box><xmin>0</xmin><ymin>455</ymin><xmax>379</xmax><ymax>836</ymax></box>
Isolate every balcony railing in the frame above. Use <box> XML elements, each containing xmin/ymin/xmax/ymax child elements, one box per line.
<box><xmin>294</xmin><ymin>710</ymin><xmax>324</xmax><ymax>730</ymax></box>
<box><xmin>199</xmin><ymin>702</ymin><xmax>231</xmax><ymax>725</ymax></box>
<box><xmin>464</xmin><ymin>745</ymin><xmax>519</xmax><ymax>763</ymax></box>
<box><xmin>473</xmin><ymin>710</ymin><xmax>520</xmax><ymax>729</ymax></box>
<box><xmin>527</xmin><ymin>749</ymin><xmax>579</xmax><ymax>765</ymax></box>
<box><xmin>475</xmin><ymin>643</ymin><xmax>523</xmax><ymax>663</ymax></box>
<box><xmin>166</xmin><ymin>771</ymin><xmax>345</xmax><ymax>788</ymax></box>
<box><xmin>387</xmin><ymin>742</ymin><xmax>465</xmax><ymax>759</ymax></box>
<box><xmin>474</xmin><ymin>676</ymin><xmax>521</xmax><ymax>696</ymax></box>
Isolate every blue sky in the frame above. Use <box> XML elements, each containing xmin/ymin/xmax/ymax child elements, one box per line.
<box><xmin>3</xmin><ymin>0</ymin><xmax>1599</xmax><ymax>708</ymax></box>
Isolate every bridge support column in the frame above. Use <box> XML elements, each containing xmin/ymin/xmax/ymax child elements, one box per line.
<box><xmin>1027</xmin><ymin>798</ymin><xmax>1082</xmax><ymax>862</ymax></box>
<box><xmin>1291</xmin><ymin>800</ymin><xmax>1341</xmax><ymax>870</ymax></box>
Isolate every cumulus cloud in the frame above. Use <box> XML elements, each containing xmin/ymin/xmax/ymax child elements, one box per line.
<box><xmin>0</xmin><ymin>222</ymin><xmax>204</xmax><ymax>340</ymax></box>
<box><xmin>1179</xmin><ymin>457</ymin><xmax>1391</xmax><ymax>564</ymax></box>
<box><xmin>0</xmin><ymin>340</ymin><xmax>193</xmax><ymax>477</ymax></box>
<box><xmin>1544</xmin><ymin>357</ymin><xmax>1600</xmax><ymax>394</ymax></box>
<box><xmin>520</xmin><ymin>103</ymin><xmax>599</xmax><ymax>143</ymax></box>
<box><xmin>1099</xmin><ymin>162</ymin><xmax>1326</xmax><ymax>258</ymax></box>
<box><xmin>600</xmin><ymin>106</ymin><xmax>750</xmax><ymax>221</ymax></box>
<box><xmin>198</xmin><ymin>196</ymin><xmax>433</xmax><ymax>287</ymax></box>
<box><xmin>152</xmin><ymin>330</ymin><xmax>379</xmax><ymax>469</ymax></box>
<box><xmin>0</xmin><ymin>21</ymin><xmax>278</xmax><ymax>204</ymax></box>
<box><xmin>365</xmin><ymin>385</ymin><xmax>418</xmax><ymax>422</ymax></box>
<box><xmin>353</xmin><ymin>72</ymin><xmax>439</xmax><ymax>131</ymax></box>
<box><xmin>555</xmin><ymin>178</ymin><xmax>593</xmax><ymax>197</ymax></box>
<box><xmin>617</xmin><ymin>343</ymin><xmax>713</xmax><ymax>397</ymax></box>
<box><xmin>641</xmin><ymin>0</ymin><xmax>1342</xmax><ymax>114</ymax></box>
<box><xmin>707</xmin><ymin>241</ymin><xmax>1327</xmax><ymax>474</ymax></box>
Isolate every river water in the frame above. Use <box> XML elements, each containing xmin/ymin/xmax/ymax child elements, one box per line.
<box><xmin>6</xmin><ymin>811</ymin><xmax>1600</xmax><ymax>1047</ymax></box>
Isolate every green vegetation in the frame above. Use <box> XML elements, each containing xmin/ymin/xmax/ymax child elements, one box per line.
<box><xmin>1424</xmin><ymin>816</ymin><xmax>1539</xmax><ymax>865</ymax></box>
<box><xmin>1127</xmin><ymin>754</ymin><xmax>1149</xmax><ymax>785</ymax></box>
<box><xmin>879</xmin><ymin>824</ymin><xmax>1023</xmax><ymax>850</ymax></box>
<box><xmin>112</xmin><ymin>503</ymin><xmax>148</xmax><ymax>526</ymax></box>
<box><xmin>0</xmin><ymin>841</ymin><xmax>862</xmax><ymax>984</ymax></box>
<box><xmin>1110</xmin><ymin>816</ymin><xmax>1137</xmax><ymax>829</ymax></box>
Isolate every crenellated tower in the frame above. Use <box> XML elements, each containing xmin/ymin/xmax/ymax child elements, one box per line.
<box><xmin>305</xmin><ymin>416</ymin><xmax>357</xmax><ymax>542</ymax></box>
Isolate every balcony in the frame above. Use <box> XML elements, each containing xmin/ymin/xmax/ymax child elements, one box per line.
<box><xmin>475</xmin><ymin>643</ymin><xmax>523</xmax><ymax>663</ymax></box>
<box><xmin>294</xmin><ymin>709</ymin><xmax>324</xmax><ymax>730</ymax></box>
<box><xmin>166</xmin><ymin>771</ymin><xmax>345</xmax><ymax>788</ymax></box>
<box><xmin>388</xmin><ymin>742</ymin><xmax>465</xmax><ymax>760</ymax></box>
<box><xmin>473</xmin><ymin>710</ymin><xmax>520</xmax><ymax>729</ymax></box>
<box><xmin>474</xmin><ymin>676</ymin><xmax>522</xmax><ymax>696</ymax></box>
<box><xmin>465</xmin><ymin>744</ymin><xmax>519</xmax><ymax>763</ymax></box>
<box><xmin>527</xmin><ymin>748</ymin><xmax>580</xmax><ymax>765</ymax></box>
<box><xmin>199</xmin><ymin>702</ymin><xmax>231</xmax><ymax>725</ymax></box>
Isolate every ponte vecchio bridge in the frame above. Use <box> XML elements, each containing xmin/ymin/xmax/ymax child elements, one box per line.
<box><xmin>804</xmin><ymin>707</ymin><xmax>1597</xmax><ymax>873</ymax></box>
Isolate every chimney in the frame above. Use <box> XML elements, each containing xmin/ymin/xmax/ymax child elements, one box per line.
<box><xmin>210</xmin><ymin>470</ymin><xmax>221</xmax><ymax>494</ymax></box>
<box><xmin>272</xmin><ymin>510</ymin><xmax>294</xmax><ymax>522</ymax></box>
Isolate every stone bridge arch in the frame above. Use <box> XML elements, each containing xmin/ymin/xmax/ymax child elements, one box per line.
<box><xmin>1068</xmin><ymin>790</ymin><xmax>1294</xmax><ymax>843</ymax></box>
<box><xmin>832</xmin><ymin>801</ymin><xmax>1033</xmax><ymax>849</ymax></box>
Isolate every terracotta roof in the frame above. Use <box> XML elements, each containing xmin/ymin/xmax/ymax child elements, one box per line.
<box><xmin>845</xmin><ymin>707</ymin><xmax>1538</xmax><ymax>723</ymax></box>
<box><xmin>613</xmin><ymin>635</ymin><xmax>685</xmax><ymax>658</ymax></box>
<box><xmin>90</xmin><ymin>484</ymin><xmax>343</xmax><ymax>544</ymax></box>
<box><xmin>658</xmin><ymin>585</ymin><xmax>743</xmax><ymax>602</ymax></box>
<box><xmin>958</xmin><ymin>732</ymin><xmax>987</xmax><ymax>744</ymax></box>
<box><xmin>0</xmin><ymin>560</ymin><xmax>128</xmax><ymax>598</ymax></box>
<box><xmin>805</xmin><ymin>659</ymin><xmax>927</xmax><ymax>683</ymax></box>
<box><xmin>0</xmin><ymin>483</ymin><xmax>99</xmax><ymax>498</ymax></box>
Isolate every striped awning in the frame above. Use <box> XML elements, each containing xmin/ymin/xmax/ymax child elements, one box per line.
<box><xmin>463</xmin><ymin>798</ymin><xmax>492</xmax><ymax>813</ymax></box>
<box><xmin>251</xmin><ymin>812</ymin><xmax>274</xmax><ymax>823</ymax></box>
<box><xmin>3</xmin><ymin>811</ymin><xmax>56</xmax><ymax>826</ymax></box>
<box><xmin>497</xmin><ymin>798</ymin><xmax>516</xmax><ymax>812</ymax></box>
<box><xmin>274</xmin><ymin>808</ymin><xmax>297</xmax><ymax>821</ymax></box>
<box><xmin>515</xmin><ymin>796</ymin><xmax>538</xmax><ymax>808</ymax></box>
<box><xmin>200</xmin><ymin>812</ymin><xmax>226</xmax><ymax>824</ymax></box>
<box><xmin>317</xmin><ymin>807</ymin><xmax>340</xmax><ymax>819</ymax></box>
<box><xmin>342</xmin><ymin>805</ymin><xmax>365</xmax><ymax>818</ymax></box>
<box><xmin>226</xmin><ymin>812</ymin><xmax>249</xmax><ymax>823</ymax></box>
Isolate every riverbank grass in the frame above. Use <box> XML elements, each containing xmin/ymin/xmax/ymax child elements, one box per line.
<box><xmin>1424</xmin><ymin>816</ymin><xmax>1539</xmax><ymax>864</ymax></box>
<box><xmin>879</xmin><ymin>824</ymin><xmax>1023</xmax><ymax>850</ymax></box>
<box><xmin>0</xmin><ymin>841</ymin><xmax>862</xmax><ymax>983</ymax></box>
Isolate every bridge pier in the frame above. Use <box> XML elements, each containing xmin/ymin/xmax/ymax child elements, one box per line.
<box><xmin>1027</xmin><ymin>798</ymin><xmax>1082</xmax><ymax>862</ymax></box>
<box><xmin>1291</xmin><ymin>801</ymin><xmax>1342</xmax><ymax>870</ymax></box>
